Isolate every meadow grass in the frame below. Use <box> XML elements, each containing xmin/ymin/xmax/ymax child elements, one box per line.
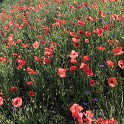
<box><xmin>0</xmin><ymin>0</ymin><xmax>124</xmax><ymax>123</ymax></box>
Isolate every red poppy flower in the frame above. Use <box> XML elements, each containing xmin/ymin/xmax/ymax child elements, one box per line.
<box><xmin>16</xmin><ymin>59</ymin><xmax>26</xmax><ymax>70</ymax></box>
<box><xmin>96</xmin><ymin>118</ymin><xmax>103</xmax><ymax>124</ymax></box>
<box><xmin>85</xmin><ymin>39</ymin><xmax>90</xmax><ymax>43</ymax></box>
<box><xmin>106</xmin><ymin>60</ymin><xmax>114</xmax><ymax>68</ymax></box>
<box><xmin>77</xmin><ymin>20</ymin><xmax>85</xmax><ymax>26</ymax></box>
<box><xmin>44</xmin><ymin>48</ymin><xmax>53</xmax><ymax>57</ymax></box>
<box><xmin>112</xmin><ymin>0</ymin><xmax>118</xmax><ymax>2</ymax></box>
<box><xmin>58</xmin><ymin>68</ymin><xmax>66</xmax><ymax>78</ymax></box>
<box><xmin>109</xmin><ymin>118</ymin><xmax>117</xmax><ymax>124</ymax></box>
<box><xmin>72</xmin><ymin>37</ymin><xmax>80</xmax><ymax>44</ymax></box>
<box><xmin>85</xmin><ymin>31</ymin><xmax>91</xmax><ymax>37</ymax></box>
<box><xmin>69</xmin><ymin>66</ymin><xmax>77</xmax><ymax>72</ymax></box>
<box><xmin>89</xmin><ymin>80</ymin><xmax>96</xmax><ymax>87</ymax></box>
<box><xmin>10</xmin><ymin>86</ymin><xmax>17</xmax><ymax>92</ymax></box>
<box><xmin>113</xmin><ymin>47</ymin><xmax>123</xmax><ymax>56</ymax></box>
<box><xmin>43</xmin><ymin>58</ymin><xmax>51</xmax><ymax>64</ymax></box>
<box><xmin>103</xmin><ymin>24</ymin><xmax>110</xmax><ymax>31</ymax></box>
<box><xmin>82</xmin><ymin>55</ymin><xmax>90</xmax><ymax>62</ymax></box>
<box><xmin>99</xmin><ymin>10</ymin><xmax>106</xmax><ymax>17</ymax></box>
<box><xmin>12</xmin><ymin>97</ymin><xmax>22</xmax><ymax>107</ymax></box>
<box><xmin>93</xmin><ymin>28</ymin><xmax>104</xmax><ymax>37</ymax></box>
<box><xmin>122</xmin><ymin>8</ymin><xmax>124</xmax><ymax>12</ymax></box>
<box><xmin>17</xmin><ymin>59</ymin><xmax>26</xmax><ymax>66</ymax></box>
<box><xmin>74</xmin><ymin>42</ymin><xmax>80</xmax><ymax>48</ymax></box>
<box><xmin>0</xmin><ymin>57</ymin><xmax>7</xmax><ymax>63</ymax></box>
<box><xmin>38</xmin><ymin>35</ymin><xmax>42</xmax><ymax>39</ymax></box>
<box><xmin>70</xmin><ymin>59</ymin><xmax>77</xmax><ymax>64</ymax></box>
<box><xmin>42</xmin><ymin>25</ymin><xmax>50</xmax><ymax>35</ymax></box>
<box><xmin>27</xmin><ymin>67</ymin><xmax>37</xmax><ymax>75</ymax></box>
<box><xmin>83</xmin><ymin>110</ymin><xmax>94</xmax><ymax>124</ymax></box>
<box><xmin>78</xmin><ymin>30</ymin><xmax>85</xmax><ymax>36</ymax></box>
<box><xmin>69</xmin><ymin>5</ymin><xmax>75</xmax><ymax>9</ymax></box>
<box><xmin>12</xmin><ymin>53</ymin><xmax>18</xmax><ymax>57</ymax></box>
<box><xmin>118</xmin><ymin>60</ymin><xmax>124</xmax><ymax>70</ymax></box>
<box><xmin>76</xmin><ymin>16</ymin><xmax>80</xmax><ymax>20</ymax></box>
<box><xmin>85</xmin><ymin>69</ymin><xmax>94</xmax><ymax>77</ymax></box>
<box><xmin>80</xmin><ymin>63</ymin><xmax>89</xmax><ymax>71</ymax></box>
<box><xmin>0</xmin><ymin>97</ymin><xmax>3</xmax><ymax>106</ymax></box>
<box><xmin>102</xmin><ymin>118</ymin><xmax>117</xmax><ymax>124</ymax></box>
<box><xmin>33</xmin><ymin>41</ymin><xmax>40</xmax><ymax>49</ymax></box>
<box><xmin>120</xmin><ymin>15</ymin><xmax>124</xmax><ymax>21</ymax></box>
<box><xmin>26</xmin><ymin>81</ymin><xmax>33</xmax><ymax>86</ymax></box>
<box><xmin>97</xmin><ymin>46</ymin><xmax>106</xmax><ymax>51</ymax></box>
<box><xmin>28</xmin><ymin>91</ymin><xmax>35</xmax><ymax>97</ymax></box>
<box><xmin>17</xmin><ymin>39</ymin><xmax>22</xmax><ymax>43</ymax></box>
<box><xmin>16</xmin><ymin>65</ymin><xmax>23</xmax><ymax>70</ymax></box>
<box><xmin>69</xmin><ymin>50</ymin><xmax>78</xmax><ymax>59</ymax></box>
<box><xmin>86</xmin><ymin>16</ymin><xmax>94</xmax><ymax>22</ymax></box>
<box><xmin>70</xmin><ymin>103</ymin><xmax>83</xmax><ymax>124</ymax></box>
<box><xmin>111</xmin><ymin>14</ymin><xmax>119</xmax><ymax>20</ymax></box>
<box><xmin>108</xmin><ymin>77</ymin><xmax>117</xmax><ymax>88</ymax></box>
<box><xmin>70</xmin><ymin>32</ymin><xmax>75</xmax><ymax>37</ymax></box>
<box><xmin>107</xmin><ymin>39</ymin><xmax>113</xmax><ymax>45</ymax></box>
<box><xmin>92</xmin><ymin>2</ymin><xmax>98</xmax><ymax>9</ymax></box>
<box><xmin>34</xmin><ymin>56</ymin><xmax>42</xmax><ymax>63</ymax></box>
<box><xmin>22</xmin><ymin>43</ymin><xmax>30</xmax><ymax>48</ymax></box>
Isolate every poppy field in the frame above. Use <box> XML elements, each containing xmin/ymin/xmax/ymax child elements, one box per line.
<box><xmin>0</xmin><ymin>0</ymin><xmax>124</xmax><ymax>123</ymax></box>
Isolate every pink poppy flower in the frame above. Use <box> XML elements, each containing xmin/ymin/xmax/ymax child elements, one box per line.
<box><xmin>58</xmin><ymin>68</ymin><xmax>66</xmax><ymax>78</ymax></box>
<box><xmin>12</xmin><ymin>97</ymin><xmax>22</xmax><ymax>107</ymax></box>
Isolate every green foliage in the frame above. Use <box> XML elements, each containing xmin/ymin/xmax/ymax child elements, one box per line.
<box><xmin>0</xmin><ymin>0</ymin><xmax>124</xmax><ymax>123</ymax></box>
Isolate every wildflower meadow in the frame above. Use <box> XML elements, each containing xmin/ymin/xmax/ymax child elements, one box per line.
<box><xmin>0</xmin><ymin>0</ymin><xmax>124</xmax><ymax>123</ymax></box>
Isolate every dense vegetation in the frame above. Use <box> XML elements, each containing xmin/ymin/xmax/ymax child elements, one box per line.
<box><xmin>0</xmin><ymin>0</ymin><xmax>124</xmax><ymax>123</ymax></box>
